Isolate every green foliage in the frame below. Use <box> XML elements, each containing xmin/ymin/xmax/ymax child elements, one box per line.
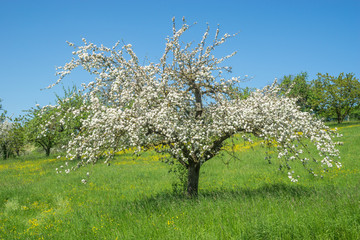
<box><xmin>0</xmin><ymin>108</ymin><xmax>25</xmax><ymax>160</ymax></box>
<box><xmin>278</xmin><ymin>72</ymin><xmax>360</xmax><ymax>122</ymax></box>
<box><xmin>24</xmin><ymin>86</ymin><xmax>86</xmax><ymax>156</ymax></box>
<box><xmin>169</xmin><ymin>161</ymin><xmax>188</xmax><ymax>194</ymax></box>
<box><xmin>278</xmin><ymin>72</ymin><xmax>311</xmax><ymax>111</ymax></box>
<box><xmin>6</xmin><ymin>117</ymin><xmax>26</xmax><ymax>158</ymax></box>
<box><xmin>228</xmin><ymin>86</ymin><xmax>255</xmax><ymax>100</ymax></box>
<box><xmin>0</xmin><ymin>98</ymin><xmax>5</xmax><ymax>122</ymax></box>
<box><xmin>24</xmin><ymin>105</ymin><xmax>63</xmax><ymax>156</ymax></box>
<box><xmin>351</xmin><ymin>108</ymin><xmax>360</xmax><ymax>120</ymax></box>
<box><xmin>54</xmin><ymin>86</ymin><xmax>88</xmax><ymax>147</ymax></box>
<box><xmin>310</xmin><ymin>73</ymin><xmax>360</xmax><ymax>123</ymax></box>
<box><xmin>0</xmin><ymin>122</ymin><xmax>359</xmax><ymax>239</ymax></box>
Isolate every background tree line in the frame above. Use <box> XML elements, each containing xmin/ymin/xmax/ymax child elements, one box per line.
<box><xmin>278</xmin><ymin>72</ymin><xmax>360</xmax><ymax>123</ymax></box>
<box><xmin>0</xmin><ymin>87</ymin><xmax>85</xmax><ymax>159</ymax></box>
<box><xmin>0</xmin><ymin>72</ymin><xmax>359</xmax><ymax>160</ymax></box>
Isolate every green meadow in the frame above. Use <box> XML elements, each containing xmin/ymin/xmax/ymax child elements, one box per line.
<box><xmin>0</xmin><ymin>122</ymin><xmax>359</xmax><ymax>239</ymax></box>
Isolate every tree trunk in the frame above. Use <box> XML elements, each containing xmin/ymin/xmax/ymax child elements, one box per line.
<box><xmin>1</xmin><ymin>144</ymin><xmax>7</xmax><ymax>160</ymax></box>
<box><xmin>45</xmin><ymin>147</ymin><xmax>51</xmax><ymax>157</ymax></box>
<box><xmin>186</xmin><ymin>161</ymin><xmax>201</xmax><ymax>197</ymax></box>
<box><xmin>336</xmin><ymin>109</ymin><xmax>344</xmax><ymax>123</ymax></box>
<box><xmin>337</xmin><ymin>114</ymin><xmax>343</xmax><ymax>124</ymax></box>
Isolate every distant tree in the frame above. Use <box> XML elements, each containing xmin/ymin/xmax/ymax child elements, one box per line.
<box><xmin>0</xmin><ymin>99</ymin><xmax>9</xmax><ymax>159</ymax></box>
<box><xmin>310</xmin><ymin>73</ymin><xmax>360</xmax><ymax>123</ymax></box>
<box><xmin>0</xmin><ymin>99</ymin><xmax>25</xmax><ymax>159</ymax></box>
<box><xmin>25</xmin><ymin>105</ymin><xmax>62</xmax><ymax>156</ymax></box>
<box><xmin>278</xmin><ymin>72</ymin><xmax>311</xmax><ymax>111</ymax></box>
<box><xmin>25</xmin><ymin>87</ymin><xmax>87</xmax><ymax>156</ymax></box>
<box><xmin>0</xmin><ymin>120</ymin><xmax>12</xmax><ymax>159</ymax></box>
<box><xmin>351</xmin><ymin>108</ymin><xmax>360</xmax><ymax>120</ymax></box>
<box><xmin>54</xmin><ymin>86</ymin><xmax>88</xmax><ymax>147</ymax></box>
<box><xmin>228</xmin><ymin>86</ymin><xmax>255</xmax><ymax>100</ymax></box>
<box><xmin>0</xmin><ymin>98</ymin><xmax>5</xmax><ymax>122</ymax></box>
<box><xmin>7</xmin><ymin>117</ymin><xmax>25</xmax><ymax>157</ymax></box>
<box><xmin>0</xmin><ymin>117</ymin><xmax>25</xmax><ymax>160</ymax></box>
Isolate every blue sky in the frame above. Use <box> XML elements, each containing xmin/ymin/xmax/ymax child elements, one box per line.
<box><xmin>0</xmin><ymin>0</ymin><xmax>359</xmax><ymax>117</ymax></box>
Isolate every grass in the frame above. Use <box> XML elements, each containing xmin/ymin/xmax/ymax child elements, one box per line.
<box><xmin>0</xmin><ymin>122</ymin><xmax>359</xmax><ymax>239</ymax></box>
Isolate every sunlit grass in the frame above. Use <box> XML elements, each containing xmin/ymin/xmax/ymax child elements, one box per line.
<box><xmin>0</xmin><ymin>122</ymin><xmax>359</xmax><ymax>239</ymax></box>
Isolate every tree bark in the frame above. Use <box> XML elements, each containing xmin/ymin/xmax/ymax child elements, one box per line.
<box><xmin>186</xmin><ymin>161</ymin><xmax>201</xmax><ymax>197</ymax></box>
<box><xmin>45</xmin><ymin>147</ymin><xmax>51</xmax><ymax>157</ymax></box>
<box><xmin>1</xmin><ymin>144</ymin><xmax>7</xmax><ymax>160</ymax></box>
<box><xmin>337</xmin><ymin>113</ymin><xmax>343</xmax><ymax>124</ymax></box>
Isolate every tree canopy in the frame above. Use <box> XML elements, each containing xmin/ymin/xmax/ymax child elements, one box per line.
<box><xmin>0</xmin><ymin>100</ymin><xmax>25</xmax><ymax>159</ymax></box>
<box><xmin>310</xmin><ymin>73</ymin><xmax>360</xmax><ymax>123</ymax></box>
<box><xmin>278</xmin><ymin>72</ymin><xmax>311</xmax><ymax>111</ymax></box>
<box><xmin>25</xmin><ymin>87</ymin><xmax>86</xmax><ymax>156</ymax></box>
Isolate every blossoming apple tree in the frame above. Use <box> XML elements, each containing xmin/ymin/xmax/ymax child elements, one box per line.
<box><xmin>51</xmin><ymin>18</ymin><xmax>341</xmax><ymax>196</ymax></box>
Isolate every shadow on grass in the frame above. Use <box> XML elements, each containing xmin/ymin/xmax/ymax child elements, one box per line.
<box><xmin>117</xmin><ymin>183</ymin><xmax>321</xmax><ymax>211</ymax></box>
<box><xmin>200</xmin><ymin>182</ymin><xmax>315</xmax><ymax>199</ymax></box>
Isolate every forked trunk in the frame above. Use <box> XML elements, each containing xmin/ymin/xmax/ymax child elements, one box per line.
<box><xmin>187</xmin><ymin>161</ymin><xmax>201</xmax><ymax>197</ymax></box>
